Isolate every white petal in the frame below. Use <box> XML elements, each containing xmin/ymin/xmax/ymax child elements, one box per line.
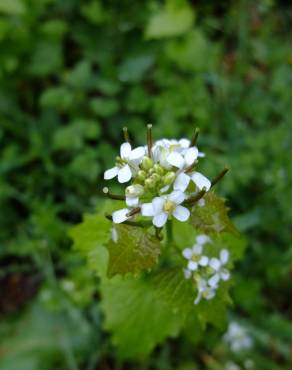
<box><xmin>198</xmin><ymin>151</ymin><xmax>205</xmax><ymax>158</ymax></box>
<box><xmin>173</xmin><ymin>205</ymin><xmax>190</xmax><ymax>222</ymax></box>
<box><xmin>182</xmin><ymin>248</ymin><xmax>193</xmax><ymax>259</ymax></box>
<box><xmin>160</xmin><ymin>185</ymin><xmax>170</xmax><ymax>193</ymax></box>
<box><xmin>196</xmin><ymin>234</ymin><xmax>210</xmax><ymax>245</ymax></box>
<box><xmin>179</xmin><ymin>138</ymin><xmax>190</xmax><ymax>148</ymax></box>
<box><xmin>184</xmin><ymin>268</ymin><xmax>192</xmax><ymax>279</ymax></box>
<box><xmin>104</xmin><ymin>166</ymin><xmax>119</xmax><ymax>180</ymax></box>
<box><xmin>152</xmin><ymin>197</ymin><xmax>164</xmax><ymax>214</ymax></box>
<box><xmin>167</xmin><ymin>152</ymin><xmax>184</xmax><ymax>169</ymax></box>
<box><xmin>126</xmin><ymin>196</ymin><xmax>139</xmax><ymax>207</ymax></box>
<box><xmin>205</xmin><ymin>290</ymin><xmax>216</xmax><ymax>300</ymax></box>
<box><xmin>173</xmin><ymin>173</ymin><xmax>191</xmax><ymax>192</ymax></box>
<box><xmin>220</xmin><ymin>249</ymin><xmax>229</xmax><ymax>264</ymax></box>
<box><xmin>117</xmin><ymin>164</ymin><xmax>132</xmax><ymax>183</ymax></box>
<box><xmin>141</xmin><ymin>203</ymin><xmax>154</xmax><ymax>217</ymax></box>
<box><xmin>111</xmin><ymin>227</ymin><xmax>118</xmax><ymax>242</ymax></box>
<box><xmin>194</xmin><ymin>293</ymin><xmax>202</xmax><ymax>305</ymax></box>
<box><xmin>192</xmin><ymin>244</ymin><xmax>203</xmax><ymax>255</ymax></box>
<box><xmin>187</xmin><ymin>260</ymin><xmax>198</xmax><ymax>271</ymax></box>
<box><xmin>129</xmin><ymin>146</ymin><xmax>145</xmax><ymax>161</ymax></box>
<box><xmin>208</xmin><ymin>273</ymin><xmax>220</xmax><ymax>288</ymax></box>
<box><xmin>184</xmin><ymin>147</ymin><xmax>198</xmax><ymax>166</ymax></box>
<box><xmin>209</xmin><ymin>258</ymin><xmax>221</xmax><ymax>271</ymax></box>
<box><xmin>112</xmin><ymin>208</ymin><xmax>129</xmax><ymax>224</ymax></box>
<box><xmin>199</xmin><ymin>256</ymin><xmax>209</xmax><ymax>266</ymax></box>
<box><xmin>169</xmin><ymin>190</ymin><xmax>185</xmax><ymax>204</ymax></box>
<box><xmin>120</xmin><ymin>142</ymin><xmax>132</xmax><ymax>159</ymax></box>
<box><xmin>191</xmin><ymin>172</ymin><xmax>211</xmax><ymax>191</ymax></box>
<box><xmin>153</xmin><ymin>212</ymin><xmax>168</xmax><ymax>227</ymax></box>
<box><xmin>220</xmin><ymin>269</ymin><xmax>230</xmax><ymax>281</ymax></box>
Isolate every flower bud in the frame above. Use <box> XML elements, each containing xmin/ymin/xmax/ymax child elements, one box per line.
<box><xmin>137</xmin><ymin>170</ymin><xmax>147</xmax><ymax>181</ymax></box>
<box><xmin>163</xmin><ymin>171</ymin><xmax>175</xmax><ymax>185</ymax></box>
<box><xmin>141</xmin><ymin>156</ymin><xmax>153</xmax><ymax>170</ymax></box>
<box><xmin>126</xmin><ymin>184</ymin><xmax>144</xmax><ymax>197</ymax></box>
<box><xmin>150</xmin><ymin>173</ymin><xmax>160</xmax><ymax>183</ymax></box>
<box><xmin>153</xmin><ymin>164</ymin><xmax>164</xmax><ymax>176</ymax></box>
<box><xmin>145</xmin><ymin>178</ymin><xmax>156</xmax><ymax>188</ymax></box>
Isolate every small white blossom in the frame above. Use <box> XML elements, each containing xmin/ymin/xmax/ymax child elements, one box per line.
<box><xmin>182</xmin><ymin>244</ymin><xmax>209</xmax><ymax>272</ymax></box>
<box><xmin>224</xmin><ymin>322</ymin><xmax>253</xmax><ymax>352</ymax></box>
<box><xmin>141</xmin><ymin>190</ymin><xmax>190</xmax><ymax>227</ymax></box>
<box><xmin>104</xmin><ymin>142</ymin><xmax>145</xmax><ymax>183</ymax></box>
<box><xmin>208</xmin><ymin>249</ymin><xmax>230</xmax><ymax>288</ymax></box>
<box><xmin>194</xmin><ymin>277</ymin><xmax>217</xmax><ymax>304</ymax></box>
<box><xmin>196</xmin><ymin>234</ymin><xmax>211</xmax><ymax>245</ymax></box>
<box><xmin>173</xmin><ymin>171</ymin><xmax>211</xmax><ymax>192</ymax></box>
<box><xmin>167</xmin><ymin>147</ymin><xmax>199</xmax><ymax>170</ymax></box>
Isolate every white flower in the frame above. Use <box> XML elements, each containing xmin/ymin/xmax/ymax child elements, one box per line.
<box><xmin>182</xmin><ymin>244</ymin><xmax>209</xmax><ymax>271</ymax></box>
<box><xmin>141</xmin><ymin>190</ymin><xmax>190</xmax><ymax>227</ymax></box>
<box><xmin>104</xmin><ymin>142</ymin><xmax>145</xmax><ymax>183</ymax></box>
<box><xmin>191</xmin><ymin>171</ymin><xmax>211</xmax><ymax>191</ymax></box>
<box><xmin>196</xmin><ymin>234</ymin><xmax>210</xmax><ymax>245</ymax></box>
<box><xmin>224</xmin><ymin>322</ymin><xmax>253</xmax><ymax>352</ymax></box>
<box><xmin>167</xmin><ymin>147</ymin><xmax>199</xmax><ymax>170</ymax></box>
<box><xmin>125</xmin><ymin>184</ymin><xmax>144</xmax><ymax>207</ymax></box>
<box><xmin>173</xmin><ymin>171</ymin><xmax>211</xmax><ymax>192</ymax></box>
<box><xmin>194</xmin><ymin>278</ymin><xmax>217</xmax><ymax>304</ymax></box>
<box><xmin>208</xmin><ymin>249</ymin><xmax>230</xmax><ymax>288</ymax></box>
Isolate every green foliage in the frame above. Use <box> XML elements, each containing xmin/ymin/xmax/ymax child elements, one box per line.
<box><xmin>101</xmin><ymin>269</ymin><xmax>192</xmax><ymax>358</ymax></box>
<box><xmin>190</xmin><ymin>193</ymin><xmax>240</xmax><ymax>237</ymax></box>
<box><xmin>1</xmin><ymin>0</ymin><xmax>292</xmax><ymax>369</ymax></box>
<box><xmin>106</xmin><ymin>224</ymin><xmax>161</xmax><ymax>277</ymax></box>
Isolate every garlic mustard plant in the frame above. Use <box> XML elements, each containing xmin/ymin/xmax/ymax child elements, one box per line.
<box><xmin>71</xmin><ymin>125</ymin><xmax>245</xmax><ymax>357</ymax></box>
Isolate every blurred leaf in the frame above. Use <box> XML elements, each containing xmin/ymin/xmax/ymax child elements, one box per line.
<box><xmin>118</xmin><ymin>54</ymin><xmax>154</xmax><ymax>82</ymax></box>
<box><xmin>40</xmin><ymin>87</ymin><xmax>73</xmax><ymax>110</ymax></box>
<box><xmin>145</xmin><ymin>0</ymin><xmax>195</xmax><ymax>39</ymax></box>
<box><xmin>0</xmin><ymin>0</ymin><xmax>25</xmax><ymax>15</ymax></box>
<box><xmin>69</xmin><ymin>213</ymin><xmax>111</xmax><ymax>277</ymax></box>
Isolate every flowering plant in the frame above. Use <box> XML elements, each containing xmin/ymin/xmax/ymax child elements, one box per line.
<box><xmin>70</xmin><ymin>125</ymin><xmax>246</xmax><ymax>358</ymax></box>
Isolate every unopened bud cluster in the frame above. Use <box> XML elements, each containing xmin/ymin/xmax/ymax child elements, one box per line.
<box><xmin>182</xmin><ymin>235</ymin><xmax>231</xmax><ymax>304</ymax></box>
<box><xmin>103</xmin><ymin>126</ymin><xmax>216</xmax><ymax>228</ymax></box>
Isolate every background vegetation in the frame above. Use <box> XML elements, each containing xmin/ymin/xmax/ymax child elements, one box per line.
<box><xmin>0</xmin><ymin>0</ymin><xmax>291</xmax><ymax>369</ymax></box>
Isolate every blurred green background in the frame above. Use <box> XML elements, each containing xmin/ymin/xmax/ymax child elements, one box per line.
<box><xmin>0</xmin><ymin>0</ymin><xmax>291</xmax><ymax>369</ymax></box>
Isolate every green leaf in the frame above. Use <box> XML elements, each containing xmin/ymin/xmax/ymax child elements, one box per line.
<box><xmin>194</xmin><ymin>283</ymin><xmax>231</xmax><ymax>330</ymax></box>
<box><xmin>190</xmin><ymin>192</ymin><xmax>240</xmax><ymax>237</ymax></box>
<box><xmin>101</xmin><ymin>268</ymin><xmax>193</xmax><ymax>358</ymax></box>
<box><xmin>145</xmin><ymin>1</ymin><xmax>195</xmax><ymax>39</ymax></box>
<box><xmin>69</xmin><ymin>213</ymin><xmax>111</xmax><ymax>277</ymax></box>
<box><xmin>0</xmin><ymin>0</ymin><xmax>25</xmax><ymax>15</ymax></box>
<box><xmin>106</xmin><ymin>224</ymin><xmax>161</xmax><ymax>277</ymax></box>
<box><xmin>40</xmin><ymin>86</ymin><xmax>73</xmax><ymax>111</ymax></box>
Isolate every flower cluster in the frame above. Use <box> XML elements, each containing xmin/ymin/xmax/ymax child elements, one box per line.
<box><xmin>182</xmin><ymin>235</ymin><xmax>231</xmax><ymax>304</ymax></box>
<box><xmin>223</xmin><ymin>321</ymin><xmax>253</xmax><ymax>352</ymax></box>
<box><xmin>104</xmin><ymin>126</ymin><xmax>214</xmax><ymax>228</ymax></box>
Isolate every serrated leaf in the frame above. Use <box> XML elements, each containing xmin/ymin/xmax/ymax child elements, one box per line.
<box><xmin>190</xmin><ymin>192</ymin><xmax>240</xmax><ymax>237</ymax></box>
<box><xmin>101</xmin><ymin>268</ymin><xmax>193</xmax><ymax>358</ymax></box>
<box><xmin>106</xmin><ymin>224</ymin><xmax>161</xmax><ymax>277</ymax></box>
<box><xmin>69</xmin><ymin>213</ymin><xmax>111</xmax><ymax>277</ymax></box>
